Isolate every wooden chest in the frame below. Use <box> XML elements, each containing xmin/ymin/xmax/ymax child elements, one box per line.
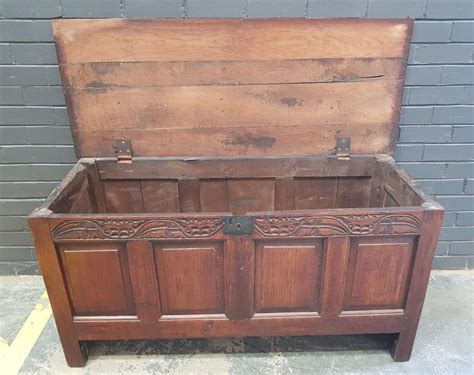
<box><xmin>28</xmin><ymin>19</ymin><xmax>444</xmax><ymax>367</ymax></box>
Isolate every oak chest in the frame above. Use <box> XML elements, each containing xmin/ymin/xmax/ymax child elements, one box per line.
<box><xmin>28</xmin><ymin>19</ymin><xmax>444</xmax><ymax>367</ymax></box>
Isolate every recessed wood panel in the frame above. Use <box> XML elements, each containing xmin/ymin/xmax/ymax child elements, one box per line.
<box><xmin>295</xmin><ymin>178</ymin><xmax>338</xmax><ymax>209</ymax></box>
<box><xmin>102</xmin><ymin>180</ymin><xmax>144</xmax><ymax>213</ymax></box>
<box><xmin>255</xmin><ymin>240</ymin><xmax>323</xmax><ymax>313</ymax></box>
<box><xmin>59</xmin><ymin>244</ymin><xmax>134</xmax><ymax>315</ymax></box>
<box><xmin>336</xmin><ymin>177</ymin><xmax>372</xmax><ymax>208</ymax></box>
<box><xmin>154</xmin><ymin>242</ymin><xmax>224</xmax><ymax>314</ymax></box>
<box><xmin>200</xmin><ymin>179</ymin><xmax>229</xmax><ymax>212</ymax></box>
<box><xmin>228</xmin><ymin>179</ymin><xmax>275</xmax><ymax>215</ymax></box>
<box><xmin>343</xmin><ymin>237</ymin><xmax>416</xmax><ymax>311</ymax></box>
<box><xmin>141</xmin><ymin>180</ymin><xmax>179</xmax><ymax>213</ymax></box>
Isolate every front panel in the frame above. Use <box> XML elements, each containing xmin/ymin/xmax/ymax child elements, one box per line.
<box><xmin>59</xmin><ymin>243</ymin><xmax>135</xmax><ymax>316</ymax></box>
<box><xmin>343</xmin><ymin>236</ymin><xmax>416</xmax><ymax>311</ymax></box>
<box><xmin>154</xmin><ymin>242</ymin><xmax>225</xmax><ymax>315</ymax></box>
<box><xmin>255</xmin><ymin>239</ymin><xmax>323</xmax><ymax>313</ymax></box>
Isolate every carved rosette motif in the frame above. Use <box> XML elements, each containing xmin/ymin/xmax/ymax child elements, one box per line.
<box><xmin>52</xmin><ymin>218</ymin><xmax>225</xmax><ymax>240</ymax></box>
<box><xmin>253</xmin><ymin>214</ymin><xmax>422</xmax><ymax>237</ymax></box>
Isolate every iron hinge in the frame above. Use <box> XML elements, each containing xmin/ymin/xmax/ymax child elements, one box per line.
<box><xmin>115</xmin><ymin>139</ymin><xmax>133</xmax><ymax>163</ymax></box>
<box><xmin>336</xmin><ymin>137</ymin><xmax>351</xmax><ymax>160</ymax></box>
<box><xmin>224</xmin><ymin>216</ymin><xmax>253</xmax><ymax>235</ymax></box>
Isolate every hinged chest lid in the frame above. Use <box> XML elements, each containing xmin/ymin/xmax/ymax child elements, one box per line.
<box><xmin>53</xmin><ymin>18</ymin><xmax>413</xmax><ymax>158</ymax></box>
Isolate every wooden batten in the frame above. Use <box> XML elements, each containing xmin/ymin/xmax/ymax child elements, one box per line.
<box><xmin>52</xmin><ymin>18</ymin><xmax>413</xmax><ymax>158</ymax></box>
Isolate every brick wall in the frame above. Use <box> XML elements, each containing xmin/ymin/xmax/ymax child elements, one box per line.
<box><xmin>0</xmin><ymin>0</ymin><xmax>472</xmax><ymax>274</ymax></box>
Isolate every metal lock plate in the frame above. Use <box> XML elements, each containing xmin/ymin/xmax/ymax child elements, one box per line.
<box><xmin>224</xmin><ymin>216</ymin><xmax>253</xmax><ymax>235</ymax></box>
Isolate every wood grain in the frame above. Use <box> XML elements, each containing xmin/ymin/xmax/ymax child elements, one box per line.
<box><xmin>255</xmin><ymin>240</ymin><xmax>323</xmax><ymax>313</ymax></box>
<box><xmin>52</xmin><ymin>19</ymin><xmax>413</xmax><ymax>158</ymax></box>
<box><xmin>155</xmin><ymin>243</ymin><xmax>224</xmax><ymax>314</ymax></box>
<box><xmin>61</xmin><ymin>58</ymin><xmax>405</xmax><ymax>88</ymax></box>
<box><xmin>67</xmin><ymin>80</ymin><xmax>401</xmax><ymax>131</ymax></box>
<box><xmin>53</xmin><ymin>19</ymin><xmax>412</xmax><ymax>63</ymax></box>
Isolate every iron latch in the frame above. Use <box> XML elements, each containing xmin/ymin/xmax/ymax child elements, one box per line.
<box><xmin>336</xmin><ymin>137</ymin><xmax>351</xmax><ymax>160</ymax></box>
<box><xmin>224</xmin><ymin>216</ymin><xmax>253</xmax><ymax>235</ymax></box>
<box><xmin>115</xmin><ymin>139</ymin><xmax>133</xmax><ymax>163</ymax></box>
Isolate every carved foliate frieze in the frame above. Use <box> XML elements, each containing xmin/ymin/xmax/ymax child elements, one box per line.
<box><xmin>52</xmin><ymin>213</ymin><xmax>422</xmax><ymax>240</ymax></box>
<box><xmin>253</xmin><ymin>214</ymin><xmax>422</xmax><ymax>237</ymax></box>
<box><xmin>52</xmin><ymin>218</ymin><xmax>225</xmax><ymax>240</ymax></box>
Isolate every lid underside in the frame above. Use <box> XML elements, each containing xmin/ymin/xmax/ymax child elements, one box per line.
<box><xmin>53</xmin><ymin>18</ymin><xmax>413</xmax><ymax>158</ymax></box>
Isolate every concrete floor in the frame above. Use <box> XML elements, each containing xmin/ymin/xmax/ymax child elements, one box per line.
<box><xmin>0</xmin><ymin>271</ymin><xmax>472</xmax><ymax>374</ymax></box>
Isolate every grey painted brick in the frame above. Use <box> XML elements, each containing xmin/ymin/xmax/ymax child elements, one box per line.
<box><xmin>307</xmin><ymin>0</ymin><xmax>368</xmax><ymax>17</ymax></box>
<box><xmin>423</xmin><ymin>144</ymin><xmax>474</xmax><ymax>161</ymax></box>
<box><xmin>0</xmin><ymin>43</ymin><xmax>12</xmax><ymax>64</ymax></box>
<box><xmin>23</xmin><ymin>86</ymin><xmax>65</xmax><ymax>106</ymax></box>
<box><xmin>0</xmin><ymin>165</ymin><xmax>34</xmax><ymax>181</ymax></box>
<box><xmin>436</xmin><ymin>241</ymin><xmax>449</xmax><ymax>255</ymax></box>
<box><xmin>0</xmin><ymin>87</ymin><xmax>24</xmax><ymax>105</ymax></box>
<box><xmin>0</xmin><ymin>247</ymin><xmax>35</xmax><ymax>262</ymax></box>
<box><xmin>399</xmin><ymin>106</ymin><xmax>433</xmax><ymax>124</ymax></box>
<box><xmin>417</xmin><ymin>179</ymin><xmax>465</xmax><ymax>195</ymax></box>
<box><xmin>412</xmin><ymin>21</ymin><xmax>452</xmax><ymax>43</ymax></box>
<box><xmin>409</xmin><ymin>44</ymin><xmax>474</xmax><ymax>65</ymax></box>
<box><xmin>0</xmin><ymin>217</ymin><xmax>28</xmax><ymax>231</ymax></box>
<box><xmin>0</xmin><ymin>0</ymin><xmax>61</xmax><ymax>18</ymax></box>
<box><xmin>0</xmin><ymin>232</ymin><xmax>33</xmax><ymax>246</ymax></box>
<box><xmin>1</xmin><ymin>146</ymin><xmax>76</xmax><ymax>164</ymax></box>
<box><xmin>45</xmin><ymin>65</ymin><xmax>61</xmax><ymax>85</ymax></box>
<box><xmin>10</xmin><ymin>43</ymin><xmax>57</xmax><ymax>64</ymax></box>
<box><xmin>452</xmin><ymin>21</ymin><xmax>474</xmax><ymax>42</ymax></box>
<box><xmin>432</xmin><ymin>105</ymin><xmax>474</xmax><ymax>124</ymax></box>
<box><xmin>399</xmin><ymin>126</ymin><xmax>452</xmax><ymax>143</ymax></box>
<box><xmin>464</xmin><ymin>86</ymin><xmax>474</xmax><ymax>105</ymax></box>
<box><xmin>56</xmin><ymin>146</ymin><xmax>77</xmax><ymax>163</ymax></box>
<box><xmin>0</xmin><ymin>127</ymin><xmax>27</xmax><ymax>145</ymax></box>
<box><xmin>0</xmin><ymin>199</ymin><xmax>42</xmax><ymax>215</ymax></box>
<box><xmin>436</xmin><ymin>196</ymin><xmax>474</xmax><ymax>211</ymax></box>
<box><xmin>469</xmin><ymin>257</ymin><xmax>474</xmax><ymax>268</ymax></box>
<box><xmin>440</xmin><ymin>227</ymin><xmax>474</xmax><ymax>241</ymax></box>
<box><xmin>124</xmin><ymin>0</ymin><xmax>182</xmax><ymax>17</ymax></box>
<box><xmin>0</xmin><ymin>66</ymin><xmax>48</xmax><ymax>86</ymax></box>
<box><xmin>0</xmin><ymin>20</ymin><xmax>35</xmax><ymax>42</ymax></box>
<box><xmin>441</xmin><ymin>66</ymin><xmax>474</xmax><ymax>85</ymax></box>
<box><xmin>394</xmin><ymin>144</ymin><xmax>424</xmax><ymax>161</ymax></box>
<box><xmin>0</xmin><ymin>164</ymin><xmax>72</xmax><ymax>181</ymax></box>
<box><xmin>33</xmin><ymin>164</ymin><xmax>73</xmax><ymax>181</ymax></box>
<box><xmin>457</xmin><ymin>212</ymin><xmax>474</xmax><ymax>226</ymax></box>
<box><xmin>53</xmin><ymin>107</ymin><xmax>70</xmax><ymax>125</ymax></box>
<box><xmin>367</xmin><ymin>0</ymin><xmax>426</xmax><ymax>18</ymax></box>
<box><xmin>408</xmin><ymin>86</ymin><xmax>469</xmax><ymax>105</ymax></box>
<box><xmin>62</xmin><ymin>0</ymin><xmax>121</xmax><ymax>18</ymax></box>
<box><xmin>449</xmin><ymin>242</ymin><xmax>474</xmax><ymax>256</ymax></box>
<box><xmin>33</xmin><ymin>21</ymin><xmax>54</xmax><ymax>42</ymax></box>
<box><xmin>426</xmin><ymin>0</ymin><xmax>474</xmax><ymax>19</ymax></box>
<box><xmin>0</xmin><ymin>182</ymin><xmax>56</xmax><ymax>198</ymax></box>
<box><xmin>442</xmin><ymin>212</ymin><xmax>457</xmax><ymax>227</ymax></box>
<box><xmin>25</xmin><ymin>126</ymin><xmax>73</xmax><ymax>145</ymax></box>
<box><xmin>0</xmin><ymin>20</ymin><xmax>53</xmax><ymax>42</ymax></box>
<box><xmin>398</xmin><ymin>162</ymin><xmax>445</xmax><ymax>178</ymax></box>
<box><xmin>0</xmin><ymin>107</ymin><xmax>56</xmax><ymax>125</ymax></box>
<box><xmin>445</xmin><ymin>163</ymin><xmax>474</xmax><ymax>178</ymax></box>
<box><xmin>402</xmin><ymin>87</ymin><xmax>410</xmax><ymax>106</ymax></box>
<box><xmin>432</xmin><ymin>256</ymin><xmax>467</xmax><ymax>270</ymax></box>
<box><xmin>405</xmin><ymin>66</ymin><xmax>442</xmax><ymax>86</ymax></box>
<box><xmin>465</xmin><ymin>179</ymin><xmax>474</xmax><ymax>194</ymax></box>
<box><xmin>248</xmin><ymin>0</ymin><xmax>306</xmax><ymax>18</ymax></box>
<box><xmin>187</xmin><ymin>0</ymin><xmax>243</xmax><ymax>18</ymax></box>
